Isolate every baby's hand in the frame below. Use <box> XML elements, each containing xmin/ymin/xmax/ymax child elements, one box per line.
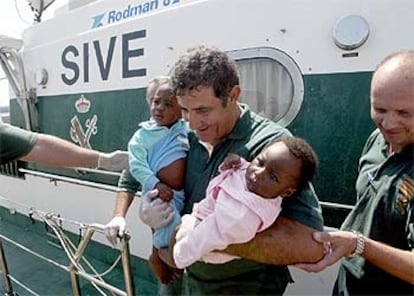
<box><xmin>155</xmin><ymin>182</ymin><xmax>173</xmax><ymax>201</ymax></box>
<box><xmin>221</xmin><ymin>153</ymin><xmax>242</xmax><ymax>170</ymax></box>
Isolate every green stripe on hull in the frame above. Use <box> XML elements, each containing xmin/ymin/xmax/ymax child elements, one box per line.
<box><xmin>291</xmin><ymin>72</ymin><xmax>375</xmax><ymax>226</ymax></box>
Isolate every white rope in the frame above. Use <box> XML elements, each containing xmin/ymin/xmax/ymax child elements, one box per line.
<box><xmin>0</xmin><ymin>194</ymin><xmax>126</xmax><ymax>295</ymax></box>
<box><xmin>35</xmin><ymin>210</ymin><xmax>123</xmax><ymax>293</ymax></box>
<box><xmin>42</xmin><ymin>216</ymin><xmax>121</xmax><ymax>296</ymax></box>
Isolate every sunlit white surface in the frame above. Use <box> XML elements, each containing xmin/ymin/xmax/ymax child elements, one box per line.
<box><xmin>0</xmin><ymin>0</ymin><xmax>68</xmax><ymax>107</ymax></box>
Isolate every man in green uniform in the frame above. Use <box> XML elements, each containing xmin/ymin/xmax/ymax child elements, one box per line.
<box><xmin>0</xmin><ymin>118</ymin><xmax>37</xmax><ymax>164</ymax></box>
<box><xmin>297</xmin><ymin>50</ymin><xmax>414</xmax><ymax>295</ymax></box>
<box><xmin>105</xmin><ymin>45</ymin><xmax>324</xmax><ymax>294</ymax></box>
<box><xmin>0</xmin><ymin>118</ymin><xmax>128</xmax><ymax>170</ymax></box>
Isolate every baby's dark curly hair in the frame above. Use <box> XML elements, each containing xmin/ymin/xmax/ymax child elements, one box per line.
<box><xmin>172</xmin><ymin>45</ymin><xmax>239</xmax><ymax>105</ymax></box>
<box><xmin>268</xmin><ymin>136</ymin><xmax>318</xmax><ymax>190</ymax></box>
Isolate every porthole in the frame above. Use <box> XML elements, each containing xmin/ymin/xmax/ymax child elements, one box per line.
<box><xmin>228</xmin><ymin>47</ymin><xmax>304</xmax><ymax>126</ymax></box>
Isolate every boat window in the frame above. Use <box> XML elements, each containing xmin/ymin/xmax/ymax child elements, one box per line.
<box><xmin>229</xmin><ymin>48</ymin><xmax>304</xmax><ymax>127</ymax></box>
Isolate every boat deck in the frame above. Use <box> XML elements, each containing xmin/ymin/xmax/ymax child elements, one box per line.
<box><xmin>0</xmin><ymin>210</ymin><xmax>158</xmax><ymax>295</ymax></box>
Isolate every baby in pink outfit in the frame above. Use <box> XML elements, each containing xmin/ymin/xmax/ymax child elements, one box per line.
<box><xmin>173</xmin><ymin>136</ymin><xmax>318</xmax><ymax>269</ymax></box>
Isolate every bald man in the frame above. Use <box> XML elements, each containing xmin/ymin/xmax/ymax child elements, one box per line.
<box><xmin>297</xmin><ymin>50</ymin><xmax>414</xmax><ymax>295</ymax></box>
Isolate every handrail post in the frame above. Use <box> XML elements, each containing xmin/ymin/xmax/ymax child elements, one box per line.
<box><xmin>69</xmin><ymin>270</ymin><xmax>81</xmax><ymax>296</ymax></box>
<box><xmin>69</xmin><ymin>228</ymin><xmax>95</xmax><ymax>296</ymax></box>
<box><xmin>120</xmin><ymin>235</ymin><xmax>135</xmax><ymax>296</ymax></box>
<box><xmin>0</xmin><ymin>239</ymin><xmax>14</xmax><ymax>295</ymax></box>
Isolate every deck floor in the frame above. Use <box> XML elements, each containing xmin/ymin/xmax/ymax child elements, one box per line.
<box><xmin>0</xmin><ymin>216</ymin><xmax>157</xmax><ymax>295</ymax></box>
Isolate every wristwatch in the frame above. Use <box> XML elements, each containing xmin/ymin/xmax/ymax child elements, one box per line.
<box><xmin>349</xmin><ymin>230</ymin><xmax>366</xmax><ymax>257</ymax></box>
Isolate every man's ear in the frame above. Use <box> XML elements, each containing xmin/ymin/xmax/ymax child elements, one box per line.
<box><xmin>229</xmin><ymin>85</ymin><xmax>241</xmax><ymax>103</ymax></box>
<box><xmin>281</xmin><ymin>188</ymin><xmax>297</xmax><ymax>198</ymax></box>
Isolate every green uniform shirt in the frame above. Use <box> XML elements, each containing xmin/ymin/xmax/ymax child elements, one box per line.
<box><xmin>183</xmin><ymin>104</ymin><xmax>323</xmax><ymax>294</ymax></box>
<box><xmin>338</xmin><ymin>129</ymin><xmax>414</xmax><ymax>295</ymax></box>
<box><xmin>0</xmin><ymin>119</ymin><xmax>37</xmax><ymax>164</ymax></box>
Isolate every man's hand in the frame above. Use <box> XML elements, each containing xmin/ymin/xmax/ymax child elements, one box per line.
<box><xmin>295</xmin><ymin>231</ymin><xmax>357</xmax><ymax>273</ymax></box>
<box><xmin>104</xmin><ymin>216</ymin><xmax>127</xmax><ymax>247</ymax></box>
<box><xmin>98</xmin><ymin>150</ymin><xmax>129</xmax><ymax>171</ymax></box>
<box><xmin>139</xmin><ymin>189</ymin><xmax>174</xmax><ymax>229</ymax></box>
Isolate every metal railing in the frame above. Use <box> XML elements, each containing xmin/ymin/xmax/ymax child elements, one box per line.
<box><xmin>18</xmin><ymin>168</ymin><xmax>122</xmax><ymax>193</ymax></box>
<box><xmin>0</xmin><ymin>239</ymin><xmax>13</xmax><ymax>296</ymax></box>
<box><xmin>319</xmin><ymin>201</ymin><xmax>354</xmax><ymax>211</ymax></box>
<box><xmin>0</xmin><ymin>223</ymin><xmax>135</xmax><ymax>296</ymax></box>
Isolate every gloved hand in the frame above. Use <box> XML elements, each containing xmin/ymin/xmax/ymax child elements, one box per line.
<box><xmin>98</xmin><ymin>150</ymin><xmax>129</xmax><ymax>171</ymax></box>
<box><xmin>104</xmin><ymin>216</ymin><xmax>127</xmax><ymax>247</ymax></box>
<box><xmin>139</xmin><ymin>189</ymin><xmax>174</xmax><ymax>229</ymax></box>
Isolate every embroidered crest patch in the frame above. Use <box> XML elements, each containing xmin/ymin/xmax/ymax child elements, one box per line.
<box><xmin>396</xmin><ymin>174</ymin><xmax>414</xmax><ymax>215</ymax></box>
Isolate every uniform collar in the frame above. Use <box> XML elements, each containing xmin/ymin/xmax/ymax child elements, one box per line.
<box><xmin>378</xmin><ymin>132</ymin><xmax>414</xmax><ymax>159</ymax></box>
<box><xmin>226</xmin><ymin>103</ymin><xmax>253</xmax><ymax>140</ymax></box>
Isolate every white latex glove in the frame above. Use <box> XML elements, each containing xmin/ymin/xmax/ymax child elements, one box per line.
<box><xmin>139</xmin><ymin>189</ymin><xmax>174</xmax><ymax>229</ymax></box>
<box><xmin>104</xmin><ymin>216</ymin><xmax>127</xmax><ymax>247</ymax></box>
<box><xmin>175</xmin><ymin>214</ymin><xmax>198</xmax><ymax>242</ymax></box>
<box><xmin>98</xmin><ymin>150</ymin><xmax>129</xmax><ymax>171</ymax></box>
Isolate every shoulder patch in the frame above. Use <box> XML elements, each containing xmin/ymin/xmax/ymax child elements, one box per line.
<box><xmin>396</xmin><ymin>174</ymin><xmax>414</xmax><ymax>215</ymax></box>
